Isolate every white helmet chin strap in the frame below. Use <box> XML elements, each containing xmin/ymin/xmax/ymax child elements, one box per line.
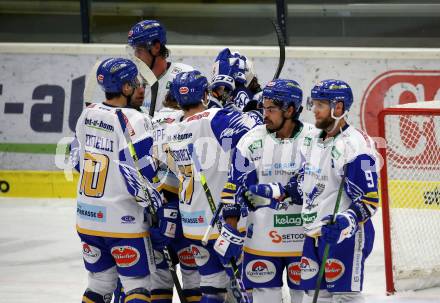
<box><xmin>327</xmin><ymin>107</ymin><xmax>349</xmax><ymax>134</ymax></box>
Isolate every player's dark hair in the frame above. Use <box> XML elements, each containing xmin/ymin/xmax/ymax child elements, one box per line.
<box><xmin>159</xmin><ymin>44</ymin><xmax>170</xmax><ymax>58</ymax></box>
<box><xmin>105</xmin><ymin>92</ymin><xmax>122</xmax><ymax>100</ymax></box>
<box><xmin>248</xmin><ymin>77</ymin><xmax>261</xmax><ymax>95</ymax></box>
<box><xmin>180</xmin><ymin>103</ymin><xmax>200</xmax><ymax>111</ymax></box>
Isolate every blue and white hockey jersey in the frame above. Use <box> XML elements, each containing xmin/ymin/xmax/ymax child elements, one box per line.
<box><xmin>222</xmin><ymin>122</ymin><xmax>315</xmax><ymax>256</ymax></box>
<box><xmin>299</xmin><ymin>125</ymin><xmax>379</xmax><ymax>228</ymax></box>
<box><xmin>72</xmin><ymin>103</ymin><xmax>157</xmax><ymax>238</ymax></box>
<box><xmin>165</xmin><ymin>108</ymin><xmax>259</xmax><ymax>240</ymax></box>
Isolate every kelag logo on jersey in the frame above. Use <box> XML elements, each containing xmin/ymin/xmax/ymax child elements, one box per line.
<box><xmin>180</xmin><ymin>210</ymin><xmax>207</xmax><ymax>226</ymax></box>
<box><xmin>77</xmin><ymin>202</ymin><xmax>106</xmax><ymax>222</ymax></box>
<box><xmin>274</xmin><ymin>214</ymin><xmax>302</xmax><ymax>227</ymax></box>
<box><xmin>245</xmin><ymin>260</ymin><xmax>276</xmax><ymax>283</ymax></box>
<box><xmin>361</xmin><ymin>70</ymin><xmax>440</xmax><ymax>166</ymax></box>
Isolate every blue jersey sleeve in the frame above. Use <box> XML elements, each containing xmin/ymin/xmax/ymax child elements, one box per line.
<box><xmin>69</xmin><ymin>136</ymin><xmax>80</xmax><ymax>172</ymax></box>
<box><xmin>210</xmin><ymin>109</ymin><xmax>260</xmax><ymax>151</ymax></box>
<box><xmin>221</xmin><ymin>146</ymin><xmax>258</xmax><ymax>205</ymax></box>
<box><xmin>344</xmin><ymin>154</ymin><xmax>379</xmax><ymax>222</ymax></box>
<box><xmin>118</xmin><ymin>136</ymin><xmax>158</xmax><ymax>198</ymax></box>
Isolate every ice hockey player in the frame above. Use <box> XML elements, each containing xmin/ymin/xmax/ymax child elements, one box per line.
<box><xmin>248</xmin><ymin>79</ymin><xmax>379</xmax><ymax>303</ymax></box>
<box><xmin>148</xmin><ymin>86</ymin><xmax>203</xmax><ymax>303</ymax></box>
<box><xmin>127</xmin><ymin>19</ymin><xmax>193</xmax><ymax>113</ymax></box>
<box><xmin>217</xmin><ymin>79</ymin><xmax>314</xmax><ymax>303</ymax></box>
<box><xmin>209</xmin><ymin>48</ymin><xmax>263</xmax><ymax>125</ymax></box>
<box><xmin>165</xmin><ymin>70</ymin><xmax>260</xmax><ymax>303</ymax></box>
<box><xmin>210</xmin><ymin>48</ymin><xmax>262</xmax><ymax>112</ymax></box>
<box><xmin>71</xmin><ymin>58</ymin><xmax>161</xmax><ymax>303</ymax></box>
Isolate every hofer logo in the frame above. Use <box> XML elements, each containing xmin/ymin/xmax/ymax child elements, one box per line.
<box><xmin>178</xmin><ymin>248</ymin><xmax>196</xmax><ymax>267</ymax></box>
<box><xmin>325</xmin><ymin>258</ymin><xmax>345</xmax><ymax>282</ymax></box>
<box><xmin>361</xmin><ymin>70</ymin><xmax>440</xmax><ymax>166</ymax></box>
<box><xmin>288</xmin><ymin>262</ymin><xmax>301</xmax><ymax>285</ymax></box>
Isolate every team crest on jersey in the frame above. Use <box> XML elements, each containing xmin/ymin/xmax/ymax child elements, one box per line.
<box><xmin>305</xmin><ymin>183</ymin><xmax>325</xmax><ymax>211</ymax></box>
<box><xmin>248</xmin><ymin>139</ymin><xmax>263</xmax><ymax>153</ymax></box>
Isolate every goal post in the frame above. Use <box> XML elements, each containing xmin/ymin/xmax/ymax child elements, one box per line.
<box><xmin>378</xmin><ymin>101</ymin><xmax>440</xmax><ymax>294</ymax></box>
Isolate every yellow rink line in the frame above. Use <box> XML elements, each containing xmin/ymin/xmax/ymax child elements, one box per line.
<box><xmin>0</xmin><ymin>170</ymin><xmax>79</xmax><ymax>198</ymax></box>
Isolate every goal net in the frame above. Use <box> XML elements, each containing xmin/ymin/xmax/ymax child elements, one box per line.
<box><xmin>378</xmin><ymin>101</ymin><xmax>440</xmax><ymax>294</ymax></box>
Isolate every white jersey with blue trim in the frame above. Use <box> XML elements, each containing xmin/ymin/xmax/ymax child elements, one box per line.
<box><xmin>151</xmin><ymin>107</ymin><xmax>184</xmax><ymax>194</ymax></box>
<box><xmin>299</xmin><ymin>125</ymin><xmax>380</xmax><ymax>228</ymax></box>
<box><xmin>73</xmin><ymin>103</ymin><xmax>156</xmax><ymax>238</ymax></box>
<box><xmin>165</xmin><ymin>108</ymin><xmax>258</xmax><ymax>240</ymax></box>
<box><xmin>234</xmin><ymin>123</ymin><xmax>315</xmax><ymax>256</ymax></box>
<box><xmin>143</xmin><ymin>62</ymin><xmax>193</xmax><ymax>113</ymax></box>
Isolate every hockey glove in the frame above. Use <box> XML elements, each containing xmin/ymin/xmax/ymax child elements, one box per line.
<box><xmin>150</xmin><ymin>202</ymin><xmax>180</xmax><ymax>249</ymax></box>
<box><xmin>214</xmin><ymin>223</ymin><xmax>244</xmax><ymax>266</ymax></box>
<box><xmin>244</xmin><ymin>183</ymin><xmax>286</xmax><ymax>210</ymax></box>
<box><xmin>321</xmin><ymin>210</ymin><xmax>359</xmax><ymax>245</ymax></box>
<box><xmin>222</xmin><ymin>203</ymin><xmax>241</xmax><ymax>220</ymax></box>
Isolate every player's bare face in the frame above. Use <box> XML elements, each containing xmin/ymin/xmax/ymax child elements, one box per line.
<box><xmin>313</xmin><ymin>100</ymin><xmax>334</xmax><ymax>130</ymax></box>
<box><xmin>131</xmin><ymin>82</ymin><xmax>146</xmax><ymax>108</ymax></box>
<box><xmin>263</xmin><ymin>99</ymin><xmax>283</xmax><ymax>131</ymax></box>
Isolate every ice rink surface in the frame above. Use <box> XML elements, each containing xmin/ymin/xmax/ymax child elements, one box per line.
<box><xmin>0</xmin><ymin>198</ymin><xmax>439</xmax><ymax>303</ymax></box>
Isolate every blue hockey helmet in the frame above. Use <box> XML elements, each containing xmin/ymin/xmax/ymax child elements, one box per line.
<box><xmin>172</xmin><ymin>70</ymin><xmax>209</xmax><ymax>107</ymax></box>
<box><xmin>212</xmin><ymin>48</ymin><xmax>255</xmax><ymax>87</ymax></box>
<box><xmin>310</xmin><ymin>79</ymin><xmax>353</xmax><ymax>111</ymax></box>
<box><xmin>263</xmin><ymin>79</ymin><xmax>303</xmax><ymax>114</ymax></box>
<box><xmin>96</xmin><ymin>58</ymin><xmax>138</xmax><ymax>93</ymax></box>
<box><xmin>128</xmin><ymin>20</ymin><xmax>167</xmax><ymax>48</ymax></box>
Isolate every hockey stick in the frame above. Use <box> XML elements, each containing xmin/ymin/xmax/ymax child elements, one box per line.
<box><xmin>115</xmin><ymin>109</ymin><xmax>188</xmax><ymax>303</ymax></box>
<box><xmin>312</xmin><ymin>148</ymin><xmax>347</xmax><ymax>303</ymax></box>
<box><xmin>188</xmin><ymin>143</ymin><xmax>251</xmax><ymax>303</ymax></box>
<box><xmin>83</xmin><ymin>60</ymin><xmax>102</xmax><ymax>106</ymax></box>
<box><xmin>125</xmin><ymin>46</ymin><xmax>159</xmax><ymax>117</ymax></box>
<box><xmin>272</xmin><ymin>19</ymin><xmax>285</xmax><ymax>80</ymax></box>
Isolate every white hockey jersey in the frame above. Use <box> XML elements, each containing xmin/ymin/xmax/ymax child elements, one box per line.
<box><xmin>225</xmin><ymin>122</ymin><xmax>315</xmax><ymax>256</ymax></box>
<box><xmin>299</xmin><ymin>125</ymin><xmax>380</xmax><ymax>229</ymax></box>
<box><xmin>151</xmin><ymin>107</ymin><xmax>184</xmax><ymax>194</ymax></box>
<box><xmin>165</xmin><ymin>108</ymin><xmax>258</xmax><ymax>240</ymax></box>
<box><xmin>72</xmin><ymin>103</ymin><xmax>157</xmax><ymax>238</ymax></box>
<box><xmin>143</xmin><ymin>62</ymin><xmax>193</xmax><ymax>113</ymax></box>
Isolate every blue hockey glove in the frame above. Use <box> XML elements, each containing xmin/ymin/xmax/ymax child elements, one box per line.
<box><xmin>321</xmin><ymin>210</ymin><xmax>359</xmax><ymax>245</ymax></box>
<box><xmin>222</xmin><ymin>203</ymin><xmax>241</xmax><ymax>220</ymax></box>
<box><xmin>150</xmin><ymin>202</ymin><xmax>180</xmax><ymax>249</ymax></box>
<box><xmin>214</xmin><ymin>223</ymin><xmax>244</xmax><ymax>266</ymax></box>
<box><xmin>244</xmin><ymin>183</ymin><xmax>287</xmax><ymax>210</ymax></box>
